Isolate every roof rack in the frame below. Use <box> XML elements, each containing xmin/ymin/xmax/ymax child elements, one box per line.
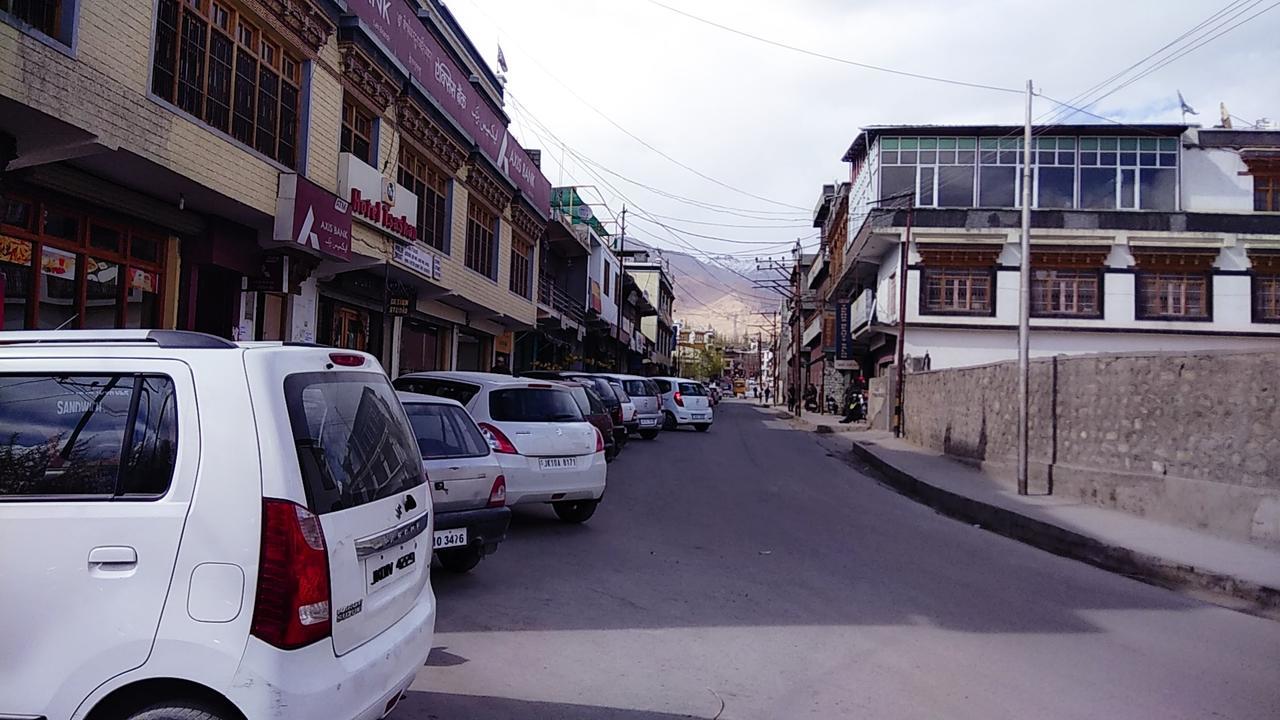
<box><xmin>0</xmin><ymin>330</ymin><xmax>237</xmax><ymax>349</ymax></box>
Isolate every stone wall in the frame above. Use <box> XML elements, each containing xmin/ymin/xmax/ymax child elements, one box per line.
<box><xmin>903</xmin><ymin>349</ymin><xmax>1280</xmax><ymax>547</ymax></box>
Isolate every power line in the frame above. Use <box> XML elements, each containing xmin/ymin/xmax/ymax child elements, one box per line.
<box><xmin>643</xmin><ymin>212</ymin><xmax>813</xmax><ymax>229</ymax></box>
<box><xmin>643</xmin><ymin>0</ymin><xmax>1024</xmax><ymax>95</ymax></box>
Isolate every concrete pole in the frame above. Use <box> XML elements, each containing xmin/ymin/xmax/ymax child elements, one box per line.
<box><xmin>1017</xmin><ymin>79</ymin><xmax>1034</xmax><ymax>496</ymax></box>
<box><xmin>893</xmin><ymin>201</ymin><xmax>912</xmax><ymax>438</ymax></box>
<box><xmin>616</xmin><ymin>206</ymin><xmax>627</xmax><ymax>373</ymax></box>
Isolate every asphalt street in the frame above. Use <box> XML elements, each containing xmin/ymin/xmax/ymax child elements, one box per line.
<box><xmin>401</xmin><ymin>400</ymin><xmax>1280</xmax><ymax>720</ymax></box>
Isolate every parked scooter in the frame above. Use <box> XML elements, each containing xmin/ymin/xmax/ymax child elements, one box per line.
<box><xmin>825</xmin><ymin>395</ymin><xmax>840</xmax><ymax>415</ymax></box>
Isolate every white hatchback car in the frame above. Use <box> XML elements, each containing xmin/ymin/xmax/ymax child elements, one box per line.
<box><xmin>0</xmin><ymin>331</ymin><xmax>435</xmax><ymax>720</ymax></box>
<box><xmin>652</xmin><ymin>376</ymin><xmax>715</xmax><ymax>431</ymax></box>
<box><xmin>394</xmin><ymin>372</ymin><xmax>607</xmax><ymax>523</ymax></box>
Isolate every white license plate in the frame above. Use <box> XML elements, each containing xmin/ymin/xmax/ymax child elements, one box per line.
<box><xmin>539</xmin><ymin>456</ymin><xmax>578</xmax><ymax>470</ymax></box>
<box><xmin>366</xmin><ymin>541</ymin><xmax>419</xmax><ymax>594</ymax></box>
<box><xmin>639</xmin><ymin>418</ymin><xmax>657</xmax><ymax>426</ymax></box>
<box><xmin>433</xmin><ymin>528</ymin><xmax>468</xmax><ymax>550</ymax></box>
<box><xmin>692</xmin><ymin>413</ymin><xmax>707</xmax><ymax>420</ymax></box>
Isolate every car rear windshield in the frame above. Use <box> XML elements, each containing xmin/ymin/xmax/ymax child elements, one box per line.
<box><xmin>489</xmin><ymin>388</ymin><xmax>583</xmax><ymax>422</ymax></box>
<box><xmin>610</xmin><ymin>383</ymin><xmax>631</xmax><ymax>403</ymax></box>
<box><xmin>392</xmin><ymin>377</ymin><xmax>481</xmax><ymax>406</ymax></box>
<box><xmin>622</xmin><ymin>379</ymin><xmax>652</xmax><ymax>397</ymax></box>
<box><xmin>679</xmin><ymin>383</ymin><xmax>707</xmax><ymax>396</ymax></box>
<box><xmin>0</xmin><ymin>374</ymin><xmax>178</xmax><ymax>498</ymax></box>
<box><xmin>403</xmin><ymin>403</ymin><xmax>489</xmax><ymax>460</ymax></box>
<box><xmin>285</xmin><ymin>372</ymin><xmax>424</xmax><ymax>514</ymax></box>
<box><xmin>584</xmin><ymin>377</ymin><xmax>618</xmax><ymax>405</ymax></box>
<box><xmin>653</xmin><ymin>379</ymin><xmax>672</xmax><ymax>393</ymax></box>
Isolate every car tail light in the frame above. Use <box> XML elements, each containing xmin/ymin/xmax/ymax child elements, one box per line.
<box><xmin>611</xmin><ymin>405</ymin><xmax>623</xmax><ymax>424</ymax></box>
<box><xmin>594</xmin><ymin>427</ymin><xmax>605</xmax><ymax>453</ymax></box>
<box><xmin>328</xmin><ymin>353</ymin><xmax>365</xmax><ymax>367</ymax></box>
<box><xmin>487</xmin><ymin>475</ymin><xmax>507</xmax><ymax>508</ymax></box>
<box><xmin>674</xmin><ymin>391</ymin><xmax>684</xmax><ymax>407</ymax></box>
<box><xmin>477</xmin><ymin>422</ymin><xmax>519</xmax><ymax>454</ymax></box>
<box><xmin>251</xmin><ymin>499</ymin><xmax>331</xmax><ymax>650</ymax></box>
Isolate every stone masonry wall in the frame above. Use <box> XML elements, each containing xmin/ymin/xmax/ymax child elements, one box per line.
<box><xmin>903</xmin><ymin>350</ymin><xmax>1280</xmax><ymax>546</ymax></box>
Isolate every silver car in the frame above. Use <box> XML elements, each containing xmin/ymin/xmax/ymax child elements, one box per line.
<box><xmin>599</xmin><ymin>373</ymin><xmax>664</xmax><ymax>440</ymax></box>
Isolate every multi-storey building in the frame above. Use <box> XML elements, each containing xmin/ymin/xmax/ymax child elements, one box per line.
<box><xmin>0</xmin><ymin>0</ymin><xmax>552</xmax><ymax>376</ymax></box>
<box><xmin>822</xmin><ymin>124</ymin><xmax>1280</xmax><ymax>374</ymax></box>
<box><xmin>627</xmin><ymin>251</ymin><xmax>676</xmax><ymax>375</ymax></box>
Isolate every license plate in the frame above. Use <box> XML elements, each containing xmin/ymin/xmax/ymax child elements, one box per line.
<box><xmin>539</xmin><ymin>456</ymin><xmax>578</xmax><ymax>470</ymax></box>
<box><xmin>692</xmin><ymin>413</ymin><xmax>707</xmax><ymax>420</ymax></box>
<box><xmin>640</xmin><ymin>418</ymin><xmax>657</xmax><ymax>426</ymax></box>
<box><xmin>366</xmin><ymin>541</ymin><xmax>418</xmax><ymax>594</ymax></box>
<box><xmin>433</xmin><ymin>528</ymin><xmax>468</xmax><ymax>550</ymax></box>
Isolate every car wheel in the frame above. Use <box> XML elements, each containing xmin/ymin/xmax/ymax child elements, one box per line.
<box><xmin>553</xmin><ymin>499</ymin><xmax>599</xmax><ymax>523</ymax></box>
<box><xmin>640</xmin><ymin>430</ymin><xmax>659</xmax><ymax>440</ymax></box>
<box><xmin>663</xmin><ymin>411</ymin><xmax>678</xmax><ymax>430</ymax></box>
<box><xmin>437</xmin><ymin>545</ymin><xmax>484</xmax><ymax>573</ymax></box>
<box><xmin>694</xmin><ymin>424</ymin><xmax>710</xmax><ymax>432</ymax></box>
<box><xmin>125</xmin><ymin>702</ymin><xmax>226</xmax><ymax>720</ymax></box>
<box><xmin>605</xmin><ymin>447</ymin><xmax>616</xmax><ymax>463</ymax></box>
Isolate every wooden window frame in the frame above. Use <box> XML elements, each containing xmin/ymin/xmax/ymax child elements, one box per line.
<box><xmin>1135</xmin><ymin>271</ymin><xmax>1212</xmax><ymax>322</ymax></box>
<box><xmin>1</xmin><ymin>0</ymin><xmax>63</xmax><ymax>41</ymax></box>
<box><xmin>1255</xmin><ymin>175</ymin><xmax>1280</xmax><ymax>212</ymax></box>
<box><xmin>464</xmin><ymin>199</ymin><xmax>497</xmax><ymax>281</ymax></box>
<box><xmin>1030</xmin><ymin>268</ymin><xmax>1103</xmax><ymax>319</ymax></box>
<box><xmin>150</xmin><ymin>0</ymin><xmax>303</xmax><ymax>168</ymax></box>
<box><xmin>1253</xmin><ymin>274</ymin><xmax>1280</xmax><ymax>324</ymax></box>
<box><xmin>919</xmin><ymin>266</ymin><xmax>996</xmax><ymax>317</ymax></box>
<box><xmin>0</xmin><ymin>192</ymin><xmax>168</xmax><ymax>331</ymax></box>
<box><xmin>397</xmin><ymin>144</ymin><xmax>450</xmax><ymax>253</ymax></box>
<box><xmin>341</xmin><ymin>94</ymin><xmax>375</xmax><ymax>166</ymax></box>
<box><xmin>508</xmin><ymin>234</ymin><xmax>533</xmax><ymax>299</ymax></box>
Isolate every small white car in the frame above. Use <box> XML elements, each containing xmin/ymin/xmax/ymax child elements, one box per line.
<box><xmin>598</xmin><ymin>374</ymin><xmax>664</xmax><ymax>439</ymax></box>
<box><xmin>652</xmin><ymin>376</ymin><xmax>715</xmax><ymax>432</ymax></box>
<box><xmin>0</xmin><ymin>330</ymin><xmax>434</xmax><ymax>720</ymax></box>
<box><xmin>398</xmin><ymin>391</ymin><xmax>511</xmax><ymax>573</ymax></box>
<box><xmin>395</xmin><ymin>372</ymin><xmax>607</xmax><ymax>523</ymax></box>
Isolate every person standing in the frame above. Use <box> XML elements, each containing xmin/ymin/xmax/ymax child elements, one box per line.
<box><xmin>764</xmin><ymin>387</ymin><xmax>772</xmax><ymax>406</ymax></box>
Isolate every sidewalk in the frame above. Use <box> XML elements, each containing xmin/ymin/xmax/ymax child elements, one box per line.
<box><xmin>779</xmin><ymin>411</ymin><xmax>1280</xmax><ymax>619</ymax></box>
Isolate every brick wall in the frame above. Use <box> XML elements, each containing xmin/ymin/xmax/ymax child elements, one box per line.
<box><xmin>903</xmin><ymin>350</ymin><xmax>1280</xmax><ymax>546</ymax></box>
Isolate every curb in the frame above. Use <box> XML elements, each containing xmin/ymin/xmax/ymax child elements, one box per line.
<box><xmin>847</xmin><ymin>439</ymin><xmax>1280</xmax><ymax>620</ymax></box>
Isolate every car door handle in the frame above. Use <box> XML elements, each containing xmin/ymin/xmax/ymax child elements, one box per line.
<box><xmin>88</xmin><ymin>546</ymin><xmax>138</xmax><ymax>568</ymax></box>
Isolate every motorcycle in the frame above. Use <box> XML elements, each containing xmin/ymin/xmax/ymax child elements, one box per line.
<box><xmin>825</xmin><ymin>395</ymin><xmax>840</xmax><ymax>415</ymax></box>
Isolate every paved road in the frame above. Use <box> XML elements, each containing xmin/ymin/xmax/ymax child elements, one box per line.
<box><xmin>401</xmin><ymin>401</ymin><xmax>1280</xmax><ymax>719</ymax></box>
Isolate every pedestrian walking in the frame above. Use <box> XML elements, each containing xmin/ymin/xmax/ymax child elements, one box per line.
<box><xmin>764</xmin><ymin>387</ymin><xmax>772</xmax><ymax>406</ymax></box>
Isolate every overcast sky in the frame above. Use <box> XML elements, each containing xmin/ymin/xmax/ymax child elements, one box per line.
<box><xmin>445</xmin><ymin>0</ymin><xmax>1280</xmax><ymax>262</ymax></box>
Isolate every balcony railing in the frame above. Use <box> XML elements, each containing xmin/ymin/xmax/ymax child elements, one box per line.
<box><xmin>538</xmin><ymin>276</ymin><xmax>586</xmax><ymax>325</ymax></box>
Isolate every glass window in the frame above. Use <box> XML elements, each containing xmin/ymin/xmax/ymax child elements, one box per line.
<box><xmin>922</xmin><ymin>267</ymin><xmax>993</xmax><ymax>315</ymax></box>
<box><xmin>84</xmin><ymin>258</ymin><xmax>120</xmax><ymax>329</ymax></box>
<box><xmin>1</xmin><ymin>236</ymin><xmax>33</xmax><ymax>330</ymax></box>
<box><xmin>38</xmin><ymin>245</ymin><xmax>78</xmax><ymax>330</ymax></box>
<box><xmin>1255</xmin><ymin>275</ymin><xmax>1280</xmax><ymax>321</ymax></box>
<box><xmin>609</xmin><ymin>382</ymin><xmax>630</xmax><ymax>403</ymax></box>
<box><xmin>465</xmin><ymin>200</ymin><xmax>497</xmax><ymax>279</ymax></box>
<box><xmin>937</xmin><ymin>166</ymin><xmax>975</xmax><ymax>207</ymax></box>
<box><xmin>1032</xmin><ymin>269</ymin><xmax>1101</xmax><ymax>318</ymax></box>
<box><xmin>89</xmin><ymin>224</ymin><xmax>123</xmax><ymax>254</ymax></box>
<box><xmin>125</xmin><ymin>268</ymin><xmax>160</xmax><ymax>329</ymax></box>
<box><xmin>398</xmin><ymin>146</ymin><xmax>451</xmax><ymax>253</ymax></box>
<box><xmin>509</xmin><ymin>235</ymin><xmax>533</xmax><ymax>299</ymax></box>
<box><xmin>0</xmin><ymin>375</ymin><xmax>178</xmax><ymax>498</ymax></box>
<box><xmin>1080</xmin><ymin>168</ymin><xmax>1117</xmax><ymax>209</ymax></box>
<box><xmin>622</xmin><ymin>379</ymin><xmax>651</xmax><ymax>397</ymax></box>
<box><xmin>678</xmin><ymin>382</ymin><xmax>706</xmax><ymax>396</ymax></box>
<box><xmin>393</xmin><ymin>378</ymin><xmax>481</xmax><ymax>406</ymax></box>
<box><xmin>488</xmin><ymin>388</ymin><xmax>582</xmax><ymax>422</ymax></box>
<box><xmin>1139</xmin><ymin>168</ymin><xmax>1177</xmax><ymax>211</ymax></box>
<box><xmin>341</xmin><ymin>96</ymin><xmax>374</xmax><ymax>165</ymax></box>
<box><xmin>43</xmin><ymin>208</ymin><xmax>79</xmax><ymax>242</ymax></box>
<box><xmin>1038</xmin><ymin>167</ymin><xmax>1075</xmax><ymax>209</ymax></box>
<box><xmin>880</xmin><ymin>166</ymin><xmax>915</xmax><ymax>203</ymax></box>
<box><xmin>285</xmin><ymin>373</ymin><xmax>424</xmax><ymax>514</ymax></box>
<box><xmin>1258</xmin><ymin>176</ymin><xmax>1280</xmax><ymax>212</ymax></box>
<box><xmin>652</xmin><ymin>378</ymin><xmax>672</xmax><ymax>393</ymax></box>
<box><xmin>978</xmin><ymin>165</ymin><xmax>1017</xmax><ymax>207</ymax></box>
<box><xmin>1</xmin><ymin>0</ymin><xmax>63</xmax><ymax>40</ymax></box>
<box><xmin>1137</xmin><ymin>272</ymin><xmax>1210</xmax><ymax>320</ymax></box>
<box><xmin>402</xmin><ymin>403</ymin><xmax>489</xmax><ymax>460</ymax></box>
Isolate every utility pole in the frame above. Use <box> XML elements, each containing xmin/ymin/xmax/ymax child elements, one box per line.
<box><xmin>1017</xmin><ymin>80</ymin><xmax>1034</xmax><ymax>496</ymax></box>
<box><xmin>793</xmin><ymin>240</ymin><xmax>804</xmax><ymax>418</ymax></box>
<box><xmin>615</xmin><ymin>206</ymin><xmax>627</xmax><ymax>373</ymax></box>
<box><xmin>893</xmin><ymin>198</ymin><xmax>914</xmax><ymax>438</ymax></box>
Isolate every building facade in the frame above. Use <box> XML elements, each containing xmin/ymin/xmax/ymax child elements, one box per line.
<box><xmin>627</xmin><ymin>252</ymin><xmax>676</xmax><ymax>375</ymax></box>
<box><xmin>822</xmin><ymin>124</ymin><xmax>1280</xmax><ymax>375</ymax></box>
<box><xmin>1</xmin><ymin>0</ymin><xmax>552</xmax><ymax>377</ymax></box>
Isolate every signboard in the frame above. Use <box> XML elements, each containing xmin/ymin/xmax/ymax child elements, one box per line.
<box><xmin>347</xmin><ymin>0</ymin><xmax>551</xmax><ymax>216</ymax></box>
<box><xmin>387</xmin><ymin>280</ymin><xmax>416</xmax><ymax>317</ymax></box>
<box><xmin>494</xmin><ymin>331</ymin><xmax>513</xmax><ymax>354</ymax></box>
<box><xmin>392</xmin><ymin>241</ymin><xmax>443</xmax><ymax>282</ymax></box>
<box><xmin>274</xmin><ymin>174</ymin><xmax>352</xmax><ymax>261</ymax></box>
<box><xmin>589</xmin><ymin>280</ymin><xmax>602</xmax><ymax>314</ymax></box>
<box><xmin>835</xmin><ymin>302</ymin><xmax>857</xmax><ymax>370</ymax></box>
<box><xmin>247</xmin><ymin>254</ymin><xmax>289</xmax><ymax>293</ymax></box>
<box><xmin>340</xmin><ymin>153</ymin><xmax>419</xmax><ymax>243</ymax></box>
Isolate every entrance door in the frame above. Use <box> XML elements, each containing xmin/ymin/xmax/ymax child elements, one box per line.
<box><xmin>400</xmin><ymin>321</ymin><xmax>440</xmax><ymax>375</ymax></box>
<box><xmin>191</xmin><ymin>266</ymin><xmax>241</xmax><ymax>339</ymax></box>
<box><xmin>333</xmin><ymin>306</ymin><xmax>368</xmax><ymax>352</ymax></box>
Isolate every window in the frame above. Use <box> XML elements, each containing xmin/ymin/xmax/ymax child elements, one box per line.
<box><xmin>392</xmin><ymin>377</ymin><xmax>481</xmax><ymax>405</ymax></box>
<box><xmin>1032</xmin><ymin>269</ymin><xmax>1101</xmax><ymax>318</ymax></box>
<box><xmin>341</xmin><ymin>96</ymin><xmax>374</xmax><ymax>165</ymax></box>
<box><xmin>1035</xmin><ymin>137</ymin><xmax>1075</xmax><ymax>209</ymax></box>
<box><xmin>1254</xmin><ymin>274</ymin><xmax>1280</xmax><ymax>322</ymax></box>
<box><xmin>284</xmin><ymin>373</ymin><xmax>424</xmax><ymax>514</ymax></box>
<box><xmin>879</xmin><ymin>137</ymin><xmax>977</xmax><ymax>207</ymax></box>
<box><xmin>678</xmin><ymin>382</ymin><xmax>706</xmax><ymax>396</ymax></box>
<box><xmin>464</xmin><ymin>200</ymin><xmax>497</xmax><ymax>279</ymax></box>
<box><xmin>509</xmin><ymin>235</ymin><xmax>533</xmax><ymax>299</ymax></box>
<box><xmin>0</xmin><ymin>374</ymin><xmax>178</xmax><ymax>498</ymax></box>
<box><xmin>1</xmin><ymin>0</ymin><xmax>62</xmax><ymax>40</ymax></box>
<box><xmin>488</xmin><ymin>388</ymin><xmax>582</xmax><ymax>423</ymax></box>
<box><xmin>602</xmin><ymin>263</ymin><xmax>612</xmax><ymax>297</ymax></box>
<box><xmin>1079</xmin><ymin>137</ymin><xmax>1177</xmax><ymax>210</ymax></box>
<box><xmin>1255</xmin><ymin>175</ymin><xmax>1280</xmax><ymax>212</ymax></box>
<box><xmin>402</xmin><ymin>403</ymin><xmax>489</xmax><ymax>460</ymax></box>
<box><xmin>922</xmin><ymin>268</ymin><xmax>993</xmax><ymax>315</ymax></box>
<box><xmin>1137</xmin><ymin>272</ymin><xmax>1210</xmax><ymax>320</ymax></box>
<box><xmin>397</xmin><ymin>146</ymin><xmax>450</xmax><ymax>252</ymax></box>
<box><xmin>151</xmin><ymin>0</ymin><xmax>302</xmax><ymax>168</ymax></box>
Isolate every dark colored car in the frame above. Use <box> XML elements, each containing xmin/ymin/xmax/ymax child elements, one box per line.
<box><xmin>561</xmin><ymin>382</ymin><xmax>618</xmax><ymax>462</ymax></box>
<box><xmin>521</xmin><ymin>371</ymin><xmax>627</xmax><ymax>449</ymax></box>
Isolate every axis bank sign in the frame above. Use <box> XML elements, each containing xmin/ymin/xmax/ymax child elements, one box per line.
<box><xmin>339</xmin><ymin>153</ymin><xmax>419</xmax><ymax>243</ymax></box>
<box><xmin>273</xmin><ymin>174</ymin><xmax>352</xmax><ymax>261</ymax></box>
<box><xmin>349</xmin><ymin>0</ymin><xmax>550</xmax><ymax>216</ymax></box>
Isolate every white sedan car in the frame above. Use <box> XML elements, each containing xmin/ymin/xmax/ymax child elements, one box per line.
<box><xmin>395</xmin><ymin>372</ymin><xmax>607</xmax><ymax>523</ymax></box>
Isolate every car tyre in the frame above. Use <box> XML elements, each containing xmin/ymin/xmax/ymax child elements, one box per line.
<box><xmin>125</xmin><ymin>702</ymin><xmax>226</xmax><ymax>720</ymax></box>
<box><xmin>663</xmin><ymin>411</ymin><xmax>678</xmax><ymax>430</ymax></box>
<box><xmin>693</xmin><ymin>424</ymin><xmax>711</xmax><ymax>433</ymax></box>
<box><xmin>553</xmin><ymin>499</ymin><xmax>599</xmax><ymax>523</ymax></box>
<box><xmin>437</xmin><ymin>545</ymin><xmax>484</xmax><ymax>573</ymax></box>
<box><xmin>639</xmin><ymin>430</ymin><xmax>659</xmax><ymax>440</ymax></box>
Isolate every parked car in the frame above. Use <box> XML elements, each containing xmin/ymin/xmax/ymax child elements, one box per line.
<box><xmin>652</xmin><ymin>376</ymin><xmax>715</xmax><ymax>432</ymax></box>
<box><xmin>597</xmin><ymin>374</ymin><xmax>664</xmax><ymax>440</ymax></box>
<box><xmin>0</xmin><ymin>330</ymin><xmax>434</xmax><ymax>720</ymax></box>
<box><xmin>520</xmin><ymin>371</ymin><xmax>627</xmax><ymax>449</ymax></box>
<box><xmin>562</xmin><ymin>381</ymin><xmax>619</xmax><ymax>462</ymax></box>
<box><xmin>608</xmin><ymin>379</ymin><xmax>639</xmax><ymax>436</ymax></box>
<box><xmin>394</xmin><ymin>372</ymin><xmax>607</xmax><ymax>523</ymax></box>
<box><xmin>397</xmin><ymin>391</ymin><xmax>511</xmax><ymax>573</ymax></box>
